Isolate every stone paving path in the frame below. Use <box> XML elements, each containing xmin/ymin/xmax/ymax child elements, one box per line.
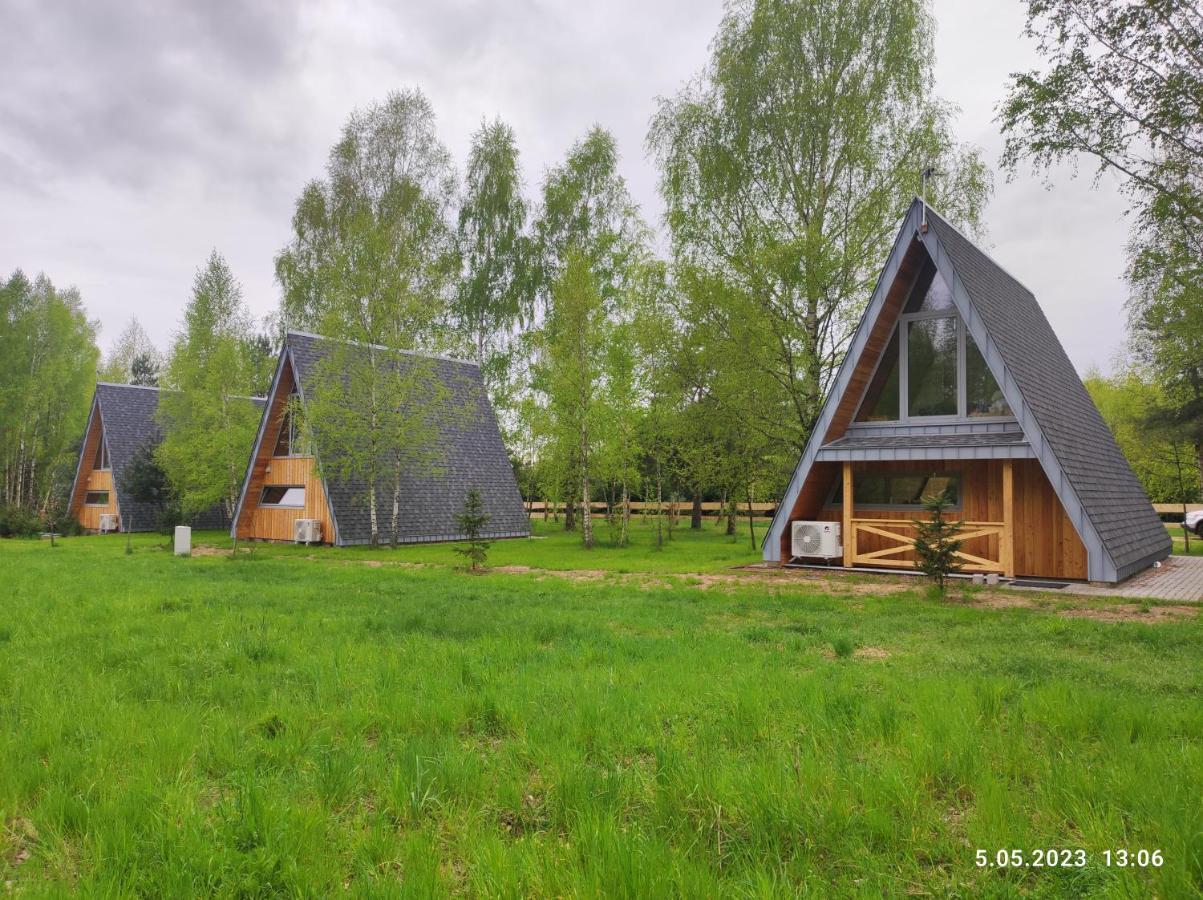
<box><xmin>1063</xmin><ymin>555</ymin><xmax>1203</xmax><ymax>602</ymax></box>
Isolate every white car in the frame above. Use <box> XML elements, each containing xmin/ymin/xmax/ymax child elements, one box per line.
<box><xmin>1186</xmin><ymin>509</ymin><xmax>1203</xmax><ymax>537</ymax></box>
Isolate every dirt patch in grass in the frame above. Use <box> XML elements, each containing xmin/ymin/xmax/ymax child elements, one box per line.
<box><xmin>1060</xmin><ymin>604</ymin><xmax>1198</xmax><ymax>624</ymax></box>
<box><xmin>820</xmin><ymin>645</ymin><xmax>892</xmax><ymax>660</ymax></box>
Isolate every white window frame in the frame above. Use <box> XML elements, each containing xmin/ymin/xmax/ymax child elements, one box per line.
<box><xmin>84</xmin><ymin>490</ymin><xmax>110</xmax><ymax>507</ymax></box>
<box><xmin>259</xmin><ymin>485</ymin><xmax>306</xmax><ymax>508</ymax></box>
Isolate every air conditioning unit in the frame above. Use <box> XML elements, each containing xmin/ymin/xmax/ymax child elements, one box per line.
<box><xmin>293</xmin><ymin>518</ymin><xmax>322</xmax><ymax>544</ymax></box>
<box><xmin>98</xmin><ymin>513</ymin><xmax>119</xmax><ymax>534</ymax></box>
<box><xmin>791</xmin><ymin>521</ymin><xmax>841</xmax><ymax>559</ymax></box>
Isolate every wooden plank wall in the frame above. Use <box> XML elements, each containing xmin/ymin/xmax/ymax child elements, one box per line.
<box><xmin>235</xmin><ymin>360</ymin><xmax>334</xmax><ymax>543</ymax></box>
<box><xmin>776</xmin><ymin>239</ymin><xmax>928</xmax><ymax>560</ymax></box>
<box><xmin>71</xmin><ymin>408</ymin><xmax>121</xmax><ymax>530</ymax></box>
<box><xmin>78</xmin><ymin>469</ymin><xmax>118</xmax><ymax>530</ymax></box>
<box><xmin>812</xmin><ymin>459</ymin><xmax>1087</xmax><ymax>579</ymax></box>
<box><xmin>246</xmin><ymin>456</ymin><xmax>333</xmax><ymax>542</ymax></box>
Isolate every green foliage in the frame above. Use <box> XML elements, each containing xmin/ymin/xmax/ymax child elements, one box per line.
<box><xmin>0</xmin><ymin>270</ymin><xmax>98</xmax><ymax>514</ymax></box>
<box><xmin>1001</xmin><ymin>0</ymin><xmax>1202</xmax><ymax>490</ymax></box>
<box><xmin>649</xmin><ymin>0</ymin><xmax>991</xmax><ymax>468</ymax></box>
<box><xmin>99</xmin><ymin>317</ymin><xmax>161</xmax><ymax>385</ymax></box>
<box><xmin>121</xmin><ymin>442</ymin><xmax>180</xmax><ymax>533</ymax></box>
<box><xmin>1085</xmin><ymin>366</ymin><xmax>1201</xmax><ymax>503</ymax></box>
<box><xmin>304</xmin><ymin>343</ymin><xmax>454</xmax><ymax>546</ymax></box>
<box><xmin>1</xmin><ymin>530</ymin><xmax>1200</xmax><ymax>895</ymax></box>
<box><xmin>276</xmin><ymin>88</ymin><xmax>458</xmax><ymax>348</ymax></box>
<box><xmin>156</xmin><ymin>252</ymin><xmax>268</xmax><ymax>521</ymax></box>
<box><xmin>532</xmin><ymin>251</ymin><xmax>609</xmax><ymax>550</ymax></box>
<box><xmin>455</xmin><ymin>118</ymin><xmax>529</xmax><ymax>428</ymax></box>
<box><xmin>912</xmin><ymin>490</ymin><xmax>964</xmax><ymax>593</ymax></box>
<box><xmin>453</xmin><ymin>487</ymin><xmax>492</xmax><ymax>571</ymax></box>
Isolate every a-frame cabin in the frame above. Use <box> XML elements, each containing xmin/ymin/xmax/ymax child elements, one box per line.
<box><xmin>69</xmin><ymin>382</ymin><xmax>265</xmax><ymax>533</ymax></box>
<box><xmin>764</xmin><ymin>199</ymin><xmax>1170</xmax><ymax>584</ymax></box>
<box><xmin>231</xmin><ymin>331</ymin><xmax>529</xmax><ymax>546</ymax></box>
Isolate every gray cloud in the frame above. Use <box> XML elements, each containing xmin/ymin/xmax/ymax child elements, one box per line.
<box><xmin>0</xmin><ymin>0</ymin><xmax>1135</xmax><ymax>375</ymax></box>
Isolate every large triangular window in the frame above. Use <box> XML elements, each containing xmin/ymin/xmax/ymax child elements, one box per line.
<box><xmin>856</xmin><ymin>269</ymin><xmax>1010</xmax><ymax>421</ymax></box>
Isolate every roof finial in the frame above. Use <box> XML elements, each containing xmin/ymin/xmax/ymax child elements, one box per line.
<box><xmin>920</xmin><ymin>166</ymin><xmax>937</xmax><ymax>233</ymax></box>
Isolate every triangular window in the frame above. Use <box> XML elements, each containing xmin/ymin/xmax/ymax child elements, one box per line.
<box><xmin>855</xmin><ymin>266</ymin><xmax>1011</xmax><ymax>421</ymax></box>
<box><xmin>93</xmin><ymin>430</ymin><xmax>110</xmax><ymax>470</ymax></box>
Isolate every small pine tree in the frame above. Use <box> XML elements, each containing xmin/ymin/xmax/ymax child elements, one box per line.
<box><xmin>454</xmin><ymin>488</ymin><xmax>492</xmax><ymax>572</ymax></box>
<box><xmin>913</xmin><ymin>489</ymin><xmax>964</xmax><ymax>593</ymax></box>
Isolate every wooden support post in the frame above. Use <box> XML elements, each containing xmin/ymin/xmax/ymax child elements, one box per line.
<box><xmin>1001</xmin><ymin>459</ymin><xmax>1015</xmax><ymax>578</ymax></box>
<box><xmin>842</xmin><ymin>462</ymin><xmax>854</xmax><ymax>567</ymax></box>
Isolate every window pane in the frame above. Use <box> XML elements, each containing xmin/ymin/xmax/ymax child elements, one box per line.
<box><xmin>855</xmin><ymin>328</ymin><xmax>901</xmax><ymax>421</ymax></box>
<box><xmin>966</xmin><ymin>334</ymin><xmax>1011</xmax><ymax>417</ymax></box>
<box><xmin>260</xmin><ymin>485</ymin><xmax>305</xmax><ymax>507</ymax></box>
<box><xmin>904</xmin><ymin>270</ymin><xmax>956</xmax><ymax>314</ymax></box>
<box><xmin>274</xmin><ymin>410</ymin><xmax>292</xmax><ymax>457</ymax></box>
<box><xmin>853</xmin><ymin>474</ymin><xmax>888</xmax><ymax>505</ymax></box>
<box><xmin>919</xmin><ymin>475</ymin><xmax>959</xmax><ymax>506</ymax></box>
<box><xmin>907</xmin><ymin>317</ymin><xmax>957</xmax><ymax>416</ymax></box>
<box><xmin>84</xmin><ymin>491</ymin><xmax>109</xmax><ymax>506</ymax></box>
<box><xmin>888</xmin><ymin>475</ymin><xmax>925</xmax><ymax>505</ymax></box>
<box><xmin>93</xmin><ymin>437</ymin><xmax>109</xmax><ymax>470</ymax></box>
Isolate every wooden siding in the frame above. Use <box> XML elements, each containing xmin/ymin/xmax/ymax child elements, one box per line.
<box><xmin>777</xmin><ymin>239</ymin><xmax>928</xmax><ymax>561</ymax></box>
<box><xmin>71</xmin><ymin>408</ymin><xmax>121</xmax><ymax>530</ymax></box>
<box><xmin>78</xmin><ymin>468</ymin><xmax>119</xmax><ymax>530</ymax></box>
<box><xmin>235</xmin><ymin>359</ymin><xmax>334</xmax><ymax>543</ymax></box>
<box><xmin>811</xmin><ymin>459</ymin><xmax>1087</xmax><ymax>580</ymax></box>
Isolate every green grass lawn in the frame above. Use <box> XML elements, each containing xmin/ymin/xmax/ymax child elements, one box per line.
<box><xmin>221</xmin><ymin>515</ymin><xmax>768</xmax><ymax>573</ymax></box>
<box><xmin>1</xmin><ymin>526</ymin><xmax>1201</xmax><ymax>896</ymax></box>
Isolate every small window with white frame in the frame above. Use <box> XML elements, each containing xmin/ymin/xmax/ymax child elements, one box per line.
<box><xmin>260</xmin><ymin>485</ymin><xmax>306</xmax><ymax>508</ymax></box>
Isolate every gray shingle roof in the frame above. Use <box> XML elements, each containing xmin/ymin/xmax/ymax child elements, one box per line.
<box><xmin>284</xmin><ymin>332</ymin><xmax>529</xmax><ymax>545</ymax></box>
<box><xmin>86</xmin><ymin>383</ymin><xmax>264</xmax><ymax>532</ymax></box>
<box><xmin>923</xmin><ymin>207</ymin><xmax>1170</xmax><ymax>579</ymax></box>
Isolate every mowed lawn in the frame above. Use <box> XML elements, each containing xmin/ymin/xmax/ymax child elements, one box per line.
<box><xmin>1</xmin><ymin>524</ymin><xmax>1201</xmax><ymax>896</ymax></box>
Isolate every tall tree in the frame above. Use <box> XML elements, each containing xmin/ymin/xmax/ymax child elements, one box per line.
<box><xmin>455</xmin><ymin>118</ymin><xmax>529</xmax><ymax>418</ymax></box>
<box><xmin>533</xmin><ymin>251</ymin><xmax>609</xmax><ymax>549</ymax></box>
<box><xmin>0</xmin><ymin>270</ymin><xmax>98</xmax><ymax>513</ymax></box>
<box><xmin>1000</xmin><ymin>0</ymin><xmax>1202</xmax><ymax>483</ymax></box>
<box><xmin>276</xmin><ymin>90</ymin><xmax>462</xmax><ymax>544</ymax></box>
<box><xmin>276</xmin><ymin>88</ymin><xmax>459</xmax><ymax>350</ymax></box>
<box><xmin>99</xmin><ymin>317</ymin><xmax>161</xmax><ymax>385</ymax></box>
<box><xmin>649</xmin><ymin>0</ymin><xmax>990</xmax><ymax>459</ymax></box>
<box><xmin>156</xmin><ymin>252</ymin><xmax>269</xmax><ymax>522</ymax></box>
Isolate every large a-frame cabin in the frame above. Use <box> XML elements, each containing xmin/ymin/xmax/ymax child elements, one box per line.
<box><xmin>764</xmin><ymin>200</ymin><xmax>1170</xmax><ymax>584</ymax></box>
<box><xmin>231</xmin><ymin>331</ymin><xmax>529</xmax><ymax>546</ymax></box>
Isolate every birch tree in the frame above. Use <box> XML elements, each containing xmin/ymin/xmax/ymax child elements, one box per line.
<box><xmin>649</xmin><ymin>0</ymin><xmax>990</xmax><ymax>459</ymax></box>
<box><xmin>156</xmin><ymin>252</ymin><xmax>268</xmax><ymax>523</ymax></box>
<box><xmin>275</xmin><ymin>89</ymin><xmax>461</xmax><ymax>544</ymax></box>
<box><xmin>0</xmin><ymin>270</ymin><xmax>98</xmax><ymax>513</ymax></box>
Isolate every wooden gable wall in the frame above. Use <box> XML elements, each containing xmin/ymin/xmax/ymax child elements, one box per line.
<box><xmin>71</xmin><ymin>405</ymin><xmax>120</xmax><ymax>530</ymax></box>
<box><xmin>234</xmin><ymin>356</ymin><xmax>334</xmax><ymax>543</ymax></box>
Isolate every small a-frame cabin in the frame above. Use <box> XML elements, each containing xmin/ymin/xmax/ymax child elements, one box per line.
<box><xmin>69</xmin><ymin>383</ymin><xmax>265</xmax><ymax>532</ymax></box>
<box><xmin>765</xmin><ymin>199</ymin><xmax>1170</xmax><ymax>583</ymax></box>
<box><xmin>230</xmin><ymin>331</ymin><xmax>529</xmax><ymax>546</ymax></box>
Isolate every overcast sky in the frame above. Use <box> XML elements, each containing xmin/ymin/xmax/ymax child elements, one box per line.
<box><xmin>0</xmin><ymin>0</ymin><xmax>1131</xmax><ymax>374</ymax></box>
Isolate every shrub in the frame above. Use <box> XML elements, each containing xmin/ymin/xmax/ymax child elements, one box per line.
<box><xmin>454</xmin><ymin>488</ymin><xmax>492</xmax><ymax>572</ymax></box>
<box><xmin>913</xmin><ymin>490</ymin><xmax>964</xmax><ymax>594</ymax></box>
<box><xmin>0</xmin><ymin>504</ymin><xmax>42</xmax><ymax>538</ymax></box>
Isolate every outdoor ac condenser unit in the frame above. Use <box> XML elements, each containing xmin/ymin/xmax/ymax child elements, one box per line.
<box><xmin>98</xmin><ymin>513</ymin><xmax>118</xmax><ymax>534</ymax></box>
<box><xmin>293</xmin><ymin>518</ymin><xmax>321</xmax><ymax>544</ymax></box>
<box><xmin>791</xmin><ymin>521</ymin><xmax>841</xmax><ymax>559</ymax></box>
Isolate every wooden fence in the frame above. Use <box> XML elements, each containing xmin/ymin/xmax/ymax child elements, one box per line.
<box><xmin>523</xmin><ymin>501</ymin><xmax>1197</xmax><ymax>526</ymax></box>
<box><xmin>525</xmin><ymin>500</ymin><xmax>778</xmax><ymax>521</ymax></box>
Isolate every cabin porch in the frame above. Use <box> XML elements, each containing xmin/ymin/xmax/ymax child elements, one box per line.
<box><xmin>786</xmin><ymin>457</ymin><xmax>1089</xmax><ymax>581</ymax></box>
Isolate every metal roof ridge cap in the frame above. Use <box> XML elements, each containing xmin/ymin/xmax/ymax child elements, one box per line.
<box><xmin>918</xmin><ymin>201</ymin><xmax>1037</xmax><ymax>296</ymax></box>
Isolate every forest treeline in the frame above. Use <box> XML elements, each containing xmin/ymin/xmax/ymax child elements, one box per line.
<box><xmin>2</xmin><ymin>0</ymin><xmax>1199</xmax><ymax>541</ymax></box>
